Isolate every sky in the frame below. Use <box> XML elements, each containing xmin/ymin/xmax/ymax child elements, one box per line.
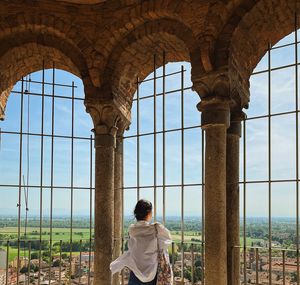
<box><xmin>0</xmin><ymin>31</ymin><xmax>299</xmax><ymax>222</ymax></box>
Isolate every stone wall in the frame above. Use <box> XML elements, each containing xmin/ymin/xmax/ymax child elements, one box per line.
<box><xmin>0</xmin><ymin>0</ymin><xmax>298</xmax><ymax>118</ymax></box>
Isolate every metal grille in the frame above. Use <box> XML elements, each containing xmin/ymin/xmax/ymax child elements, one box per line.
<box><xmin>0</xmin><ymin>63</ymin><xmax>95</xmax><ymax>285</ymax></box>
<box><xmin>238</xmin><ymin>14</ymin><xmax>300</xmax><ymax>285</ymax></box>
<box><xmin>122</xmin><ymin>53</ymin><xmax>205</xmax><ymax>284</ymax></box>
<box><xmin>1</xmin><ymin>23</ymin><xmax>299</xmax><ymax>285</ymax></box>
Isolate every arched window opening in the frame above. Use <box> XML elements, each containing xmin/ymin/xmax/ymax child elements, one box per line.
<box><xmin>239</xmin><ymin>26</ymin><xmax>300</xmax><ymax>284</ymax></box>
<box><xmin>122</xmin><ymin>54</ymin><xmax>204</xmax><ymax>284</ymax></box>
<box><xmin>0</xmin><ymin>66</ymin><xmax>95</xmax><ymax>284</ymax></box>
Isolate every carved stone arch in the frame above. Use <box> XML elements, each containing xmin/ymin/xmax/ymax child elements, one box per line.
<box><xmin>100</xmin><ymin>18</ymin><xmax>202</xmax><ymax>109</ymax></box>
<box><xmin>230</xmin><ymin>0</ymin><xmax>298</xmax><ymax>78</ymax></box>
<box><xmin>213</xmin><ymin>0</ymin><xmax>258</xmax><ymax>69</ymax></box>
<box><xmin>0</xmin><ymin>31</ymin><xmax>93</xmax><ymax>120</ymax></box>
<box><xmin>192</xmin><ymin>0</ymin><xmax>265</xmax><ymax>111</ymax></box>
<box><xmin>94</xmin><ymin>0</ymin><xmax>197</xmax><ymax>60</ymax></box>
<box><xmin>0</xmin><ymin>12</ymin><xmax>102</xmax><ymax>88</ymax></box>
<box><xmin>0</xmin><ymin>13</ymin><xmax>77</xmax><ymax>44</ymax></box>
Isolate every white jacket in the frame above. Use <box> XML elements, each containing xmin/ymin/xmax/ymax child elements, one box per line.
<box><xmin>110</xmin><ymin>220</ymin><xmax>172</xmax><ymax>282</ymax></box>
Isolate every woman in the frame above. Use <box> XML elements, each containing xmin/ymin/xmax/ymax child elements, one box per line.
<box><xmin>110</xmin><ymin>199</ymin><xmax>172</xmax><ymax>285</ymax></box>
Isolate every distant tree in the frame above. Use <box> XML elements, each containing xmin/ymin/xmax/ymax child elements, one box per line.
<box><xmin>31</xmin><ymin>252</ymin><xmax>38</xmax><ymax>259</ymax></box>
<box><xmin>291</xmin><ymin>272</ymin><xmax>298</xmax><ymax>283</ymax></box>
<box><xmin>52</xmin><ymin>259</ymin><xmax>60</xmax><ymax>267</ymax></box>
<box><xmin>42</xmin><ymin>251</ymin><xmax>50</xmax><ymax>258</ymax></box>
<box><xmin>194</xmin><ymin>267</ymin><xmax>202</xmax><ymax>282</ymax></box>
<box><xmin>62</xmin><ymin>253</ymin><xmax>68</xmax><ymax>259</ymax></box>
<box><xmin>20</xmin><ymin>266</ymin><xmax>28</xmax><ymax>273</ymax></box>
<box><xmin>184</xmin><ymin>266</ymin><xmax>192</xmax><ymax>281</ymax></box>
<box><xmin>20</xmin><ymin>263</ymin><xmax>38</xmax><ymax>273</ymax></box>
<box><xmin>195</xmin><ymin>259</ymin><xmax>202</xmax><ymax>267</ymax></box>
<box><xmin>169</xmin><ymin>252</ymin><xmax>178</xmax><ymax>264</ymax></box>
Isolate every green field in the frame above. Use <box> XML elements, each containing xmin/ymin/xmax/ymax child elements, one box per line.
<box><xmin>171</xmin><ymin>231</ymin><xmax>202</xmax><ymax>243</ymax></box>
<box><xmin>0</xmin><ymin>246</ymin><xmax>82</xmax><ymax>263</ymax></box>
<box><xmin>0</xmin><ymin>227</ymin><xmax>93</xmax><ymax>241</ymax></box>
<box><xmin>0</xmin><ymin>225</ymin><xmax>281</xmax><ymax>263</ymax></box>
<box><xmin>0</xmin><ymin>227</ymin><xmax>93</xmax><ymax>262</ymax></box>
<box><xmin>239</xmin><ymin>237</ymin><xmax>265</xmax><ymax>247</ymax></box>
<box><xmin>0</xmin><ymin>227</ymin><xmax>264</xmax><ymax>245</ymax></box>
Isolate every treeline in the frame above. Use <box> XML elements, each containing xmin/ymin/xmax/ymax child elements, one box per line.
<box><xmin>241</xmin><ymin>220</ymin><xmax>298</xmax><ymax>249</ymax></box>
<box><xmin>0</xmin><ymin>216</ymin><xmax>203</xmax><ymax>230</ymax></box>
<box><xmin>0</xmin><ymin>239</ymin><xmax>94</xmax><ymax>253</ymax></box>
<box><xmin>123</xmin><ymin>218</ymin><xmax>202</xmax><ymax>234</ymax></box>
<box><xmin>0</xmin><ymin>218</ymin><xmax>93</xmax><ymax>229</ymax></box>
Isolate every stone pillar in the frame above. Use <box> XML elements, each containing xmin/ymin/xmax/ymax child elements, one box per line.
<box><xmin>226</xmin><ymin>112</ymin><xmax>244</xmax><ymax>285</ymax></box>
<box><xmin>85</xmin><ymin>101</ymin><xmax>126</xmax><ymax>285</ymax></box>
<box><xmin>198</xmin><ymin>97</ymin><xmax>230</xmax><ymax>285</ymax></box>
<box><xmin>94</xmin><ymin>123</ymin><xmax>116</xmax><ymax>285</ymax></box>
<box><xmin>113</xmin><ymin>136</ymin><xmax>123</xmax><ymax>285</ymax></box>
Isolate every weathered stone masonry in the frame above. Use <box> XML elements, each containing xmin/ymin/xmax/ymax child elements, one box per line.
<box><xmin>0</xmin><ymin>1</ymin><xmax>298</xmax><ymax>284</ymax></box>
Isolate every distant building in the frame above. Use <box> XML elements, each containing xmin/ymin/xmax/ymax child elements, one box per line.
<box><xmin>0</xmin><ymin>250</ymin><xmax>6</xmax><ymax>270</ymax></box>
<box><xmin>0</xmin><ymin>270</ymin><xmax>6</xmax><ymax>285</ymax></box>
<box><xmin>81</xmin><ymin>252</ymin><xmax>94</xmax><ymax>262</ymax></box>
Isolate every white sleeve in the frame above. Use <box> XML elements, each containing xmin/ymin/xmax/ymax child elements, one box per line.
<box><xmin>128</xmin><ymin>225</ymin><xmax>135</xmax><ymax>251</ymax></box>
<box><xmin>155</xmin><ymin>222</ymin><xmax>172</xmax><ymax>245</ymax></box>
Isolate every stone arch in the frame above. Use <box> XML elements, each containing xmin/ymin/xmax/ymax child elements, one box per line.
<box><xmin>0</xmin><ymin>31</ymin><xmax>92</xmax><ymax>120</ymax></box>
<box><xmin>0</xmin><ymin>12</ymin><xmax>102</xmax><ymax>88</ymax></box>
<box><xmin>212</xmin><ymin>0</ymin><xmax>297</xmax><ymax>79</ymax></box>
<box><xmin>94</xmin><ymin>0</ymin><xmax>208</xmax><ymax>62</ymax></box>
<box><xmin>0</xmin><ymin>13</ymin><xmax>78</xmax><ymax>47</ymax></box>
<box><xmin>100</xmin><ymin>18</ymin><xmax>202</xmax><ymax>108</ymax></box>
<box><xmin>213</xmin><ymin>0</ymin><xmax>258</xmax><ymax>69</ymax></box>
<box><xmin>197</xmin><ymin>0</ymin><xmax>255</xmax><ymax>72</ymax></box>
<box><xmin>193</xmin><ymin>0</ymin><xmax>298</xmax><ymax>110</ymax></box>
<box><xmin>230</xmin><ymin>0</ymin><xmax>296</xmax><ymax>77</ymax></box>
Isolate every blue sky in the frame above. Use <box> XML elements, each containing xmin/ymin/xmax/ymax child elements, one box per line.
<box><xmin>0</xmin><ymin>31</ymin><xmax>299</xmax><ymax>223</ymax></box>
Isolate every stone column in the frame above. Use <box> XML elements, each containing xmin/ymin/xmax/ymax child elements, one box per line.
<box><xmin>198</xmin><ymin>97</ymin><xmax>230</xmax><ymax>285</ymax></box>
<box><xmin>113</xmin><ymin>136</ymin><xmax>123</xmax><ymax>285</ymax></box>
<box><xmin>226</xmin><ymin>112</ymin><xmax>244</xmax><ymax>285</ymax></box>
<box><xmin>94</xmin><ymin>122</ymin><xmax>116</xmax><ymax>285</ymax></box>
<box><xmin>85</xmin><ymin>101</ymin><xmax>123</xmax><ymax>285</ymax></box>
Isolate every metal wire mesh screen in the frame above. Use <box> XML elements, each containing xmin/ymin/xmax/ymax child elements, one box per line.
<box><xmin>122</xmin><ymin>54</ymin><xmax>205</xmax><ymax>284</ymax></box>
<box><xmin>0</xmin><ymin>64</ymin><xmax>95</xmax><ymax>285</ymax></box>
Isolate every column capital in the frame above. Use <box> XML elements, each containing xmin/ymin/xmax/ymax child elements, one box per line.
<box><xmin>197</xmin><ymin>96</ymin><xmax>230</xmax><ymax>129</ymax></box>
<box><xmin>227</xmin><ymin>110</ymin><xmax>246</xmax><ymax>137</ymax></box>
<box><xmin>192</xmin><ymin>67</ymin><xmax>250</xmax><ymax>111</ymax></box>
<box><xmin>85</xmin><ymin>98</ymin><xmax>130</xmax><ymax>148</ymax></box>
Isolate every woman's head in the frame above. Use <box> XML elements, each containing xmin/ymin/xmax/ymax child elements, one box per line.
<box><xmin>134</xmin><ymin>199</ymin><xmax>153</xmax><ymax>221</ymax></box>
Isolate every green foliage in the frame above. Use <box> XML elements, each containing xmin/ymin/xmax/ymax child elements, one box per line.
<box><xmin>291</xmin><ymin>272</ymin><xmax>298</xmax><ymax>282</ymax></box>
<box><xmin>30</xmin><ymin>252</ymin><xmax>38</xmax><ymax>259</ymax></box>
<box><xmin>20</xmin><ymin>263</ymin><xmax>39</xmax><ymax>273</ymax></box>
<box><xmin>52</xmin><ymin>259</ymin><xmax>61</xmax><ymax>267</ymax></box>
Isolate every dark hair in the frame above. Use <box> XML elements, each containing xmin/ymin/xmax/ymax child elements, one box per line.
<box><xmin>134</xmin><ymin>199</ymin><xmax>152</xmax><ymax>221</ymax></box>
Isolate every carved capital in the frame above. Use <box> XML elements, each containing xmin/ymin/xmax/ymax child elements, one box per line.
<box><xmin>193</xmin><ymin>71</ymin><xmax>230</xmax><ymax>99</ymax></box>
<box><xmin>192</xmin><ymin>66</ymin><xmax>250</xmax><ymax>111</ymax></box>
<box><xmin>85</xmin><ymin>98</ymin><xmax>130</xmax><ymax>148</ymax></box>
<box><xmin>197</xmin><ymin>96</ymin><xmax>230</xmax><ymax>129</ymax></box>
